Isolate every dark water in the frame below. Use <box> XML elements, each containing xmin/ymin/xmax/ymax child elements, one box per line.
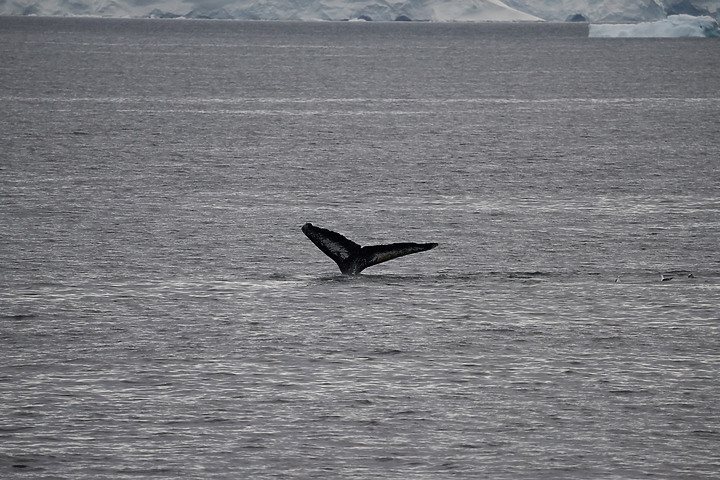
<box><xmin>1</xmin><ymin>17</ymin><xmax>719</xmax><ymax>479</ymax></box>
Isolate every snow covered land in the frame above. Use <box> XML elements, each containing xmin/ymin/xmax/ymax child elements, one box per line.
<box><xmin>589</xmin><ymin>14</ymin><xmax>720</xmax><ymax>36</ymax></box>
<box><xmin>2</xmin><ymin>0</ymin><xmax>718</xmax><ymax>22</ymax></box>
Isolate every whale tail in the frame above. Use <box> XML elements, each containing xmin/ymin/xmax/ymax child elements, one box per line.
<box><xmin>302</xmin><ymin>223</ymin><xmax>437</xmax><ymax>275</ymax></box>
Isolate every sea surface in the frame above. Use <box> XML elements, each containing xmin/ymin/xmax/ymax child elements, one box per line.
<box><xmin>1</xmin><ymin>17</ymin><xmax>719</xmax><ymax>479</ymax></box>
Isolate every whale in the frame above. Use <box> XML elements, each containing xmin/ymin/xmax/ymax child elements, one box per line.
<box><xmin>302</xmin><ymin>223</ymin><xmax>438</xmax><ymax>275</ymax></box>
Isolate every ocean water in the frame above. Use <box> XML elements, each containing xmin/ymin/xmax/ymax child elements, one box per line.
<box><xmin>1</xmin><ymin>17</ymin><xmax>719</xmax><ymax>479</ymax></box>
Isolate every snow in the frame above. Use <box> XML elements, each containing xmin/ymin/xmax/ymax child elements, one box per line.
<box><xmin>589</xmin><ymin>14</ymin><xmax>720</xmax><ymax>37</ymax></box>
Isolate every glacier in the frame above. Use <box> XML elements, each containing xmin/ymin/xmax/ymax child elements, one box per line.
<box><xmin>1</xmin><ymin>0</ymin><xmax>542</xmax><ymax>21</ymax></box>
<box><xmin>503</xmin><ymin>0</ymin><xmax>718</xmax><ymax>23</ymax></box>
<box><xmin>2</xmin><ymin>0</ymin><xmax>718</xmax><ymax>22</ymax></box>
<box><xmin>589</xmin><ymin>14</ymin><xmax>720</xmax><ymax>37</ymax></box>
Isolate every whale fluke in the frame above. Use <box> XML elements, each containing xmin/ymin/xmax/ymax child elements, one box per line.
<box><xmin>302</xmin><ymin>223</ymin><xmax>437</xmax><ymax>275</ymax></box>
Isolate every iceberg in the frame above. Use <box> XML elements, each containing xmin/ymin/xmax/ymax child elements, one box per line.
<box><xmin>589</xmin><ymin>14</ymin><xmax>720</xmax><ymax>37</ymax></box>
